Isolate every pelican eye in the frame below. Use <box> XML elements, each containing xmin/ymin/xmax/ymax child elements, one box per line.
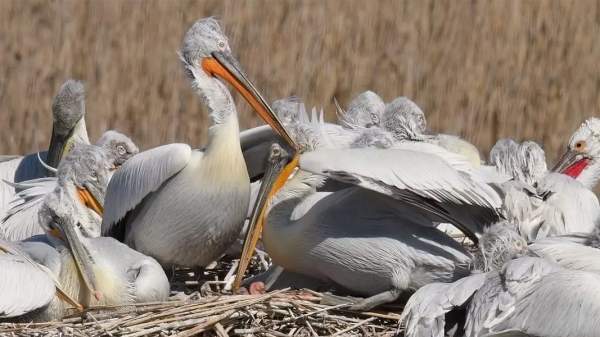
<box><xmin>117</xmin><ymin>145</ymin><xmax>126</xmax><ymax>155</ymax></box>
<box><xmin>575</xmin><ymin>140</ymin><xmax>586</xmax><ymax>152</ymax></box>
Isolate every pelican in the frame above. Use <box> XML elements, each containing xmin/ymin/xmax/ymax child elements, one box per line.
<box><xmin>234</xmin><ymin>97</ymin><xmax>503</xmax><ymax>308</ymax></box>
<box><xmin>553</xmin><ymin>117</ymin><xmax>600</xmax><ymax>190</ymax></box>
<box><xmin>336</xmin><ymin>90</ymin><xmax>385</xmax><ymax>129</ymax></box>
<box><xmin>334</xmin><ymin>94</ymin><xmax>482</xmax><ymax>165</ymax></box>
<box><xmin>488</xmin><ymin>138</ymin><xmax>600</xmax><ymax>240</ymax></box>
<box><xmin>0</xmin><ymin>150</ymin><xmax>168</xmax><ymax>322</ymax></box>
<box><xmin>0</xmin><ymin>79</ymin><xmax>89</xmax><ymax>219</ymax></box>
<box><xmin>400</xmin><ymin>221</ymin><xmax>600</xmax><ymax>337</ymax></box>
<box><xmin>1</xmin><ymin>131</ymin><xmax>137</xmax><ymax>241</ymax></box>
<box><xmin>402</xmin><ymin>255</ymin><xmax>600</xmax><ymax>337</ymax></box>
<box><xmin>101</xmin><ymin>18</ymin><xmax>294</xmax><ymax>268</ymax></box>
<box><xmin>2</xmin><ymin>144</ymin><xmax>110</xmax><ymax>241</ymax></box>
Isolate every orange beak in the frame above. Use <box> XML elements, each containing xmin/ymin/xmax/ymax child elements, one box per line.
<box><xmin>77</xmin><ymin>187</ymin><xmax>104</xmax><ymax>216</ymax></box>
<box><xmin>201</xmin><ymin>52</ymin><xmax>297</xmax><ymax>150</ymax></box>
<box><xmin>233</xmin><ymin>154</ymin><xmax>299</xmax><ymax>291</ymax></box>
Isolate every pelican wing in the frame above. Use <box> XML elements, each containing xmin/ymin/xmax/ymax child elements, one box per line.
<box><xmin>0</xmin><ymin>155</ymin><xmax>20</xmax><ymax>163</ymax></box>
<box><xmin>401</xmin><ymin>273</ymin><xmax>487</xmax><ymax>337</ymax></box>
<box><xmin>239</xmin><ymin>125</ymin><xmax>285</xmax><ymax>181</ymax></box>
<box><xmin>0</xmin><ymin>247</ymin><xmax>55</xmax><ymax>318</ymax></box>
<box><xmin>535</xmin><ymin>173</ymin><xmax>600</xmax><ymax>236</ymax></box>
<box><xmin>528</xmin><ymin>236</ymin><xmax>600</xmax><ymax>274</ymax></box>
<box><xmin>487</xmin><ymin>269</ymin><xmax>600</xmax><ymax>336</ymax></box>
<box><xmin>0</xmin><ymin>177</ymin><xmax>56</xmax><ymax>240</ymax></box>
<box><xmin>102</xmin><ymin>144</ymin><xmax>192</xmax><ymax>235</ymax></box>
<box><xmin>299</xmin><ymin>148</ymin><xmax>502</xmax><ymax>238</ymax></box>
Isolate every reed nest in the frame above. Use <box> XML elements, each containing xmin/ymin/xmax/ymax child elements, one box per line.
<box><xmin>0</xmin><ymin>289</ymin><xmax>402</xmax><ymax>337</ymax></box>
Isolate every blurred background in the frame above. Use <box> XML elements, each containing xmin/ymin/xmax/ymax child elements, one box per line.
<box><xmin>1</xmin><ymin>0</ymin><xmax>599</xmax><ymax>163</ymax></box>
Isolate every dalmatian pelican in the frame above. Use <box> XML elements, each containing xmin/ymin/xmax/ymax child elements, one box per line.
<box><xmin>553</xmin><ymin>117</ymin><xmax>600</xmax><ymax>190</ymax></box>
<box><xmin>233</xmin><ymin>98</ymin><xmax>503</xmax><ymax>308</ymax></box>
<box><xmin>101</xmin><ymin>17</ymin><xmax>294</xmax><ymax>268</ymax></box>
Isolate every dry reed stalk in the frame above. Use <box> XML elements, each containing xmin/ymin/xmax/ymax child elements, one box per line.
<box><xmin>1</xmin><ymin>0</ymin><xmax>598</xmax><ymax>167</ymax></box>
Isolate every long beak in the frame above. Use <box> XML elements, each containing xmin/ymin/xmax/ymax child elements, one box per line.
<box><xmin>77</xmin><ymin>184</ymin><xmax>104</xmax><ymax>216</ymax></box>
<box><xmin>59</xmin><ymin>220</ymin><xmax>103</xmax><ymax>302</ymax></box>
<box><xmin>551</xmin><ymin>149</ymin><xmax>590</xmax><ymax>177</ymax></box>
<box><xmin>202</xmin><ymin>51</ymin><xmax>297</xmax><ymax>150</ymax></box>
<box><xmin>46</xmin><ymin>126</ymin><xmax>69</xmax><ymax>170</ymax></box>
<box><xmin>233</xmin><ymin>151</ymin><xmax>300</xmax><ymax>291</ymax></box>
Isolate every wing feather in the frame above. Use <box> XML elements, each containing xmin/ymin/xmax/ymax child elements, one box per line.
<box><xmin>299</xmin><ymin>148</ymin><xmax>502</xmax><ymax>239</ymax></box>
<box><xmin>102</xmin><ymin>144</ymin><xmax>192</xmax><ymax>234</ymax></box>
<box><xmin>401</xmin><ymin>273</ymin><xmax>487</xmax><ymax>337</ymax></box>
<box><xmin>0</xmin><ymin>243</ymin><xmax>55</xmax><ymax>318</ymax></box>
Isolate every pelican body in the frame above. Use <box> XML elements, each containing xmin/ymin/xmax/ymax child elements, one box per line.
<box><xmin>264</xmin><ymin>172</ymin><xmax>472</xmax><ymax>306</ymax></box>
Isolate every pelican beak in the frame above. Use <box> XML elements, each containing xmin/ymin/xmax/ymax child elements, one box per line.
<box><xmin>551</xmin><ymin>149</ymin><xmax>591</xmax><ymax>178</ymax></box>
<box><xmin>233</xmin><ymin>144</ymin><xmax>299</xmax><ymax>291</ymax></box>
<box><xmin>56</xmin><ymin>219</ymin><xmax>103</xmax><ymax>302</ymax></box>
<box><xmin>202</xmin><ymin>51</ymin><xmax>297</xmax><ymax>150</ymax></box>
<box><xmin>77</xmin><ymin>183</ymin><xmax>104</xmax><ymax>216</ymax></box>
<box><xmin>46</xmin><ymin>127</ymin><xmax>71</xmax><ymax>170</ymax></box>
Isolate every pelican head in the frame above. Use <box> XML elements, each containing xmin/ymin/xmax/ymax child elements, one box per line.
<box><xmin>489</xmin><ymin>138</ymin><xmax>519</xmax><ymax>177</ymax></box>
<box><xmin>56</xmin><ymin>144</ymin><xmax>111</xmax><ymax>233</ymax></box>
<box><xmin>473</xmin><ymin>222</ymin><xmax>528</xmax><ymax>272</ymax></box>
<box><xmin>381</xmin><ymin>97</ymin><xmax>428</xmax><ymax>141</ymax></box>
<box><xmin>40</xmin><ymin>188</ymin><xmax>103</xmax><ymax>302</ymax></box>
<box><xmin>337</xmin><ymin>91</ymin><xmax>385</xmax><ymax>129</ymax></box>
<box><xmin>47</xmin><ymin>79</ymin><xmax>89</xmax><ymax>168</ymax></box>
<box><xmin>517</xmin><ymin>141</ymin><xmax>547</xmax><ymax>185</ymax></box>
<box><xmin>553</xmin><ymin>118</ymin><xmax>600</xmax><ymax>188</ymax></box>
<box><xmin>96</xmin><ymin>130</ymin><xmax>139</xmax><ymax>168</ymax></box>
<box><xmin>180</xmin><ymin>17</ymin><xmax>294</xmax><ymax>146</ymax></box>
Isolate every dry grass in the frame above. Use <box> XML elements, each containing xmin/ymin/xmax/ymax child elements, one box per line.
<box><xmin>1</xmin><ymin>0</ymin><xmax>599</xmax><ymax>163</ymax></box>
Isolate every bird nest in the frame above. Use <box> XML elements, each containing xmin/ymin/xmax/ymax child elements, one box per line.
<box><xmin>0</xmin><ymin>256</ymin><xmax>403</xmax><ymax>337</ymax></box>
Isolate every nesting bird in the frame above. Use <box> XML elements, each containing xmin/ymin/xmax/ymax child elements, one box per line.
<box><xmin>0</xmin><ymin>144</ymin><xmax>168</xmax><ymax>322</ymax></box>
<box><xmin>101</xmin><ymin>18</ymin><xmax>293</xmax><ymax>269</ymax></box>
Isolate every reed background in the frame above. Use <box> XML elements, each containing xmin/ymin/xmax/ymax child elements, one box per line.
<box><xmin>1</xmin><ymin>0</ymin><xmax>599</xmax><ymax>164</ymax></box>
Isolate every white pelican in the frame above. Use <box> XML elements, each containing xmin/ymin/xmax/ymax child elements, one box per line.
<box><xmin>234</xmin><ymin>99</ymin><xmax>503</xmax><ymax>307</ymax></box>
<box><xmin>1</xmin><ymin>131</ymin><xmax>137</xmax><ymax>241</ymax></box>
<box><xmin>101</xmin><ymin>18</ymin><xmax>294</xmax><ymax>268</ymax></box>
<box><xmin>0</xmin><ymin>79</ymin><xmax>89</xmax><ymax>219</ymax></box>
<box><xmin>553</xmin><ymin>117</ymin><xmax>600</xmax><ymax>190</ymax></box>
<box><xmin>0</xmin><ymin>151</ymin><xmax>168</xmax><ymax>322</ymax></box>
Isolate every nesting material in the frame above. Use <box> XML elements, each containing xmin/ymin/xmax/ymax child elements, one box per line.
<box><xmin>1</xmin><ymin>255</ymin><xmax>403</xmax><ymax>336</ymax></box>
<box><xmin>0</xmin><ymin>289</ymin><xmax>402</xmax><ymax>337</ymax></box>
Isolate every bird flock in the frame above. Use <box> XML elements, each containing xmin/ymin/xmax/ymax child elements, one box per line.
<box><xmin>1</xmin><ymin>17</ymin><xmax>600</xmax><ymax>337</ymax></box>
